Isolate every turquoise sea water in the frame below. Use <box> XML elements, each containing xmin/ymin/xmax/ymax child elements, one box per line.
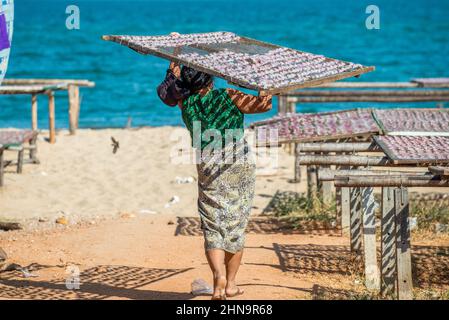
<box><xmin>1</xmin><ymin>0</ymin><xmax>449</xmax><ymax>129</ymax></box>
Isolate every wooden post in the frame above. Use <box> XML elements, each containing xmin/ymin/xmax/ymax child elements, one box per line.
<box><xmin>29</xmin><ymin>135</ymin><xmax>38</xmax><ymax>163</ymax></box>
<box><xmin>278</xmin><ymin>95</ymin><xmax>287</xmax><ymax>115</ymax></box>
<box><xmin>340</xmin><ymin>187</ymin><xmax>351</xmax><ymax>236</ymax></box>
<box><xmin>0</xmin><ymin>149</ymin><xmax>4</xmax><ymax>187</ymax></box>
<box><xmin>350</xmin><ymin>187</ymin><xmax>363</xmax><ymax>254</ymax></box>
<box><xmin>319</xmin><ymin>160</ymin><xmax>333</xmax><ymax>205</ymax></box>
<box><xmin>287</xmin><ymin>100</ymin><xmax>296</xmax><ymax>113</ymax></box>
<box><xmin>336</xmin><ymin>186</ymin><xmax>342</xmax><ymax>227</ymax></box>
<box><xmin>47</xmin><ymin>91</ymin><xmax>56</xmax><ymax>144</ymax></box>
<box><xmin>31</xmin><ymin>94</ymin><xmax>38</xmax><ymax>131</ymax></box>
<box><xmin>394</xmin><ymin>187</ymin><xmax>413</xmax><ymax>300</ymax></box>
<box><xmin>336</xmin><ymin>175</ymin><xmax>449</xmax><ymax>188</ymax></box>
<box><xmin>68</xmin><ymin>85</ymin><xmax>80</xmax><ymax>135</ymax></box>
<box><xmin>381</xmin><ymin>187</ymin><xmax>397</xmax><ymax>297</ymax></box>
<box><xmin>307</xmin><ymin>165</ymin><xmax>318</xmax><ymax>201</ymax></box>
<box><xmin>294</xmin><ymin>143</ymin><xmax>301</xmax><ymax>183</ymax></box>
<box><xmin>17</xmin><ymin>148</ymin><xmax>24</xmax><ymax>174</ymax></box>
<box><xmin>320</xmin><ymin>176</ymin><xmax>333</xmax><ymax>204</ymax></box>
<box><xmin>362</xmin><ymin>187</ymin><xmax>380</xmax><ymax>290</ymax></box>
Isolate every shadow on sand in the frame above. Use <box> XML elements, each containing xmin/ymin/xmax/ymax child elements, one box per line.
<box><xmin>0</xmin><ymin>264</ymin><xmax>194</xmax><ymax>300</ymax></box>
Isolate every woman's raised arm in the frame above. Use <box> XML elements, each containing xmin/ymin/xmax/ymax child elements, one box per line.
<box><xmin>226</xmin><ymin>89</ymin><xmax>273</xmax><ymax>114</ymax></box>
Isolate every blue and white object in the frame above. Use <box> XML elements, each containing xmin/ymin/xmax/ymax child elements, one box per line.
<box><xmin>0</xmin><ymin>0</ymin><xmax>13</xmax><ymax>85</ymax></box>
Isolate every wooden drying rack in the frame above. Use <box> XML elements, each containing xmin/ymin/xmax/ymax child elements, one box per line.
<box><xmin>102</xmin><ymin>34</ymin><xmax>374</xmax><ymax>96</ymax></box>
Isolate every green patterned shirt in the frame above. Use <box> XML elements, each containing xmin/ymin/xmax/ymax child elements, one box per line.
<box><xmin>181</xmin><ymin>88</ymin><xmax>244</xmax><ymax>150</ymax></box>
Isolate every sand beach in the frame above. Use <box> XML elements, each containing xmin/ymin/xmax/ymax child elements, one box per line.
<box><xmin>0</xmin><ymin>127</ymin><xmax>448</xmax><ymax>300</ymax></box>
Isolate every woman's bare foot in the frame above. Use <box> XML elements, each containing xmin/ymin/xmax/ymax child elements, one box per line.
<box><xmin>211</xmin><ymin>276</ymin><xmax>227</xmax><ymax>300</ymax></box>
<box><xmin>225</xmin><ymin>281</ymin><xmax>244</xmax><ymax>298</ymax></box>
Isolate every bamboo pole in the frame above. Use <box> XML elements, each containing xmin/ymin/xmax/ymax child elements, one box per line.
<box><xmin>297</xmin><ymin>142</ymin><xmax>378</xmax><ymax>153</ymax></box>
<box><xmin>2</xmin><ymin>79</ymin><xmax>95</xmax><ymax>87</ymax></box>
<box><xmin>428</xmin><ymin>166</ymin><xmax>449</xmax><ymax>176</ymax></box>
<box><xmin>299</xmin><ymin>154</ymin><xmax>392</xmax><ymax>166</ymax></box>
<box><xmin>47</xmin><ymin>91</ymin><xmax>56</xmax><ymax>144</ymax></box>
<box><xmin>289</xmin><ymin>96</ymin><xmax>449</xmax><ymax>103</ymax></box>
<box><xmin>306</xmin><ymin>82</ymin><xmax>420</xmax><ymax>89</ymax></box>
<box><xmin>318</xmin><ymin>169</ymin><xmax>429</xmax><ymax>181</ymax></box>
<box><xmin>335</xmin><ymin>175</ymin><xmax>449</xmax><ymax>188</ymax></box>
<box><xmin>31</xmin><ymin>94</ymin><xmax>38</xmax><ymax>131</ymax></box>
<box><xmin>287</xmin><ymin>90</ymin><xmax>449</xmax><ymax>97</ymax></box>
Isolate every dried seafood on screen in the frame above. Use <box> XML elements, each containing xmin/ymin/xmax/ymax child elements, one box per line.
<box><xmin>374</xmin><ymin>108</ymin><xmax>449</xmax><ymax>135</ymax></box>
<box><xmin>253</xmin><ymin>109</ymin><xmax>380</xmax><ymax>145</ymax></box>
<box><xmin>0</xmin><ymin>130</ymin><xmax>36</xmax><ymax>146</ymax></box>
<box><xmin>103</xmin><ymin>32</ymin><xmax>373</xmax><ymax>94</ymax></box>
<box><xmin>178</xmin><ymin>48</ymin><xmax>363</xmax><ymax>90</ymax></box>
<box><xmin>375</xmin><ymin>135</ymin><xmax>449</xmax><ymax>164</ymax></box>
<box><xmin>116</xmin><ymin>32</ymin><xmax>240</xmax><ymax>49</ymax></box>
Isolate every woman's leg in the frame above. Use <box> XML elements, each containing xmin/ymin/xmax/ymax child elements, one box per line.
<box><xmin>225</xmin><ymin>250</ymin><xmax>244</xmax><ymax>296</ymax></box>
<box><xmin>205</xmin><ymin>249</ymin><xmax>227</xmax><ymax>298</ymax></box>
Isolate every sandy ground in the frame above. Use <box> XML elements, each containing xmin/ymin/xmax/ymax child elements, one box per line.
<box><xmin>0</xmin><ymin>127</ymin><xmax>299</xmax><ymax>225</ymax></box>
<box><xmin>0</xmin><ymin>127</ymin><xmax>448</xmax><ymax>300</ymax></box>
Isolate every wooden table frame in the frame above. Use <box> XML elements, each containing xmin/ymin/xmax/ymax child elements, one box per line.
<box><xmin>306</xmin><ymin>148</ymin><xmax>449</xmax><ymax>299</ymax></box>
<box><xmin>0</xmin><ymin>84</ymin><xmax>64</xmax><ymax>143</ymax></box>
<box><xmin>0</xmin><ymin>131</ymin><xmax>38</xmax><ymax>187</ymax></box>
<box><xmin>2</xmin><ymin>79</ymin><xmax>95</xmax><ymax>135</ymax></box>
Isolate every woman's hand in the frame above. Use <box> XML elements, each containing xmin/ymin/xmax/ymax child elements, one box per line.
<box><xmin>227</xmin><ymin>89</ymin><xmax>273</xmax><ymax>114</ymax></box>
<box><xmin>168</xmin><ymin>32</ymin><xmax>182</xmax><ymax>77</ymax></box>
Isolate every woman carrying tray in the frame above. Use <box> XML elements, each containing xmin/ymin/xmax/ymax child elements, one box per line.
<box><xmin>158</xmin><ymin>33</ymin><xmax>272</xmax><ymax>300</ymax></box>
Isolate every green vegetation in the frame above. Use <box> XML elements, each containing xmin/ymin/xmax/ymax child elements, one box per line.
<box><xmin>264</xmin><ymin>191</ymin><xmax>336</xmax><ymax>228</ymax></box>
<box><xmin>410</xmin><ymin>202</ymin><xmax>449</xmax><ymax>230</ymax></box>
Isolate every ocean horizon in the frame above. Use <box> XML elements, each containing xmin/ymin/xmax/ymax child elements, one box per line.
<box><xmin>1</xmin><ymin>0</ymin><xmax>448</xmax><ymax>129</ymax></box>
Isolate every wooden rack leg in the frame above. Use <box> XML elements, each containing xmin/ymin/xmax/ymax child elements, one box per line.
<box><xmin>307</xmin><ymin>165</ymin><xmax>318</xmax><ymax>201</ymax></box>
<box><xmin>294</xmin><ymin>144</ymin><xmax>301</xmax><ymax>183</ymax></box>
<box><xmin>340</xmin><ymin>187</ymin><xmax>351</xmax><ymax>236</ymax></box>
<box><xmin>381</xmin><ymin>187</ymin><xmax>397</xmax><ymax>297</ymax></box>
<box><xmin>320</xmin><ymin>166</ymin><xmax>333</xmax><ymax>205</ymax></box>
<box><xmin>0</xmin><ymin>149</ymin><xmax>4</xmax><ymax>187</ymax></box>
<box><xmin>350</xmin><ymin>187</ymin><xmax>363</xmax><ymax>254</ymax></box>
<box><xmin>29</xmin><ymin>136</ymin><xmax>38</xmax><ymax>163</ymax></box>
<box><xmin>48</xmin><ymin>91</ymin><xmax>56</xmax><ymax>144</ymax></box>
<box><xmin>394</xmin><ymin>187</ymin><xmax>413</xmax><ymax>300</ymax></box>
<box><xmin>278</xmin><ymin>96</ymin><xmax>286</xmax><ymax>115</ymax></box>
<box><xmin>17</xmin><ymin>148</ymin><xmax>24</xmax><ymax>174</ymax></box>
<box><xmin>31</xmin><ymin>94</ymin><xmax>38</xmax><ymax>131</ymax></box>
<box><xmin>68</xmin><ymin>85</ymin><xmax>80</xmax><ymax>135</ymax></box>
<box><xmin>287</xmin><ymin>101</ymin><xmax>296</xmax><ymax>113</ymax></box>
<box><xmin>362</xmin><ymin>187</ymin><xmax>380</xmax><ymax>290</ymax></box>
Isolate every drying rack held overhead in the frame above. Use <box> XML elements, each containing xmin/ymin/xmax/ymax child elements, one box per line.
<box><xmin>102</xmin><ymin>32</ymin><xmax>374</xmax><ymax>95</ymax></box>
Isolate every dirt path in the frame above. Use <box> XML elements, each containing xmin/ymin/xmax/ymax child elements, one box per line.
<box><xmin>0</xmin><ymin>213</ymin><xmax>364</xmax><ymax>300</ymax></box>
<box><xmin>1</xmin><ymin>213</ymin><xmax>448</xmax><ymax>300</ymax></box>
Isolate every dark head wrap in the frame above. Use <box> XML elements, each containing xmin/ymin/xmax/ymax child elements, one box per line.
<box><xmin>157</xmin><ymin>66</ymin><xmax>213</xmax><ymax>107</ymax></box>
